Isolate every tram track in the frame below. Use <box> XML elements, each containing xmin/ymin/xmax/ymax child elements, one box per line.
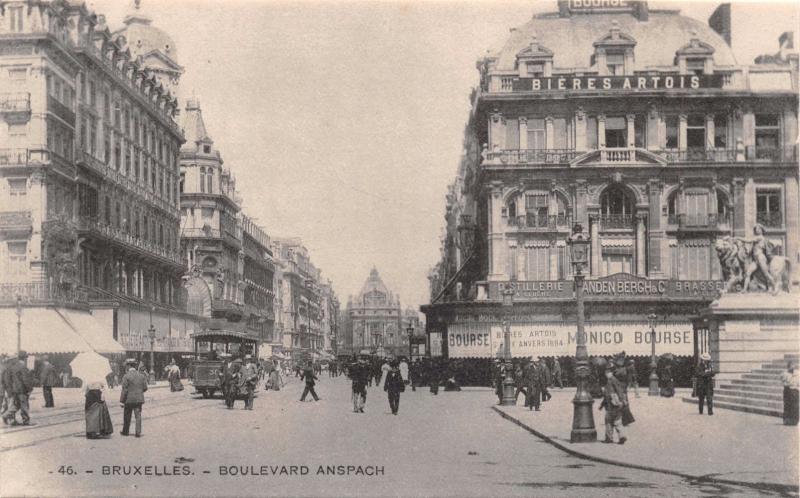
<box><xmin>0</xmin><ymin>395</ymin><xmax>217</xmax><ymax>453</ymax></box>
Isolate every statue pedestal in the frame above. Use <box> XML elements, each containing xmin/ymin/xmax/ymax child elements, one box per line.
<box><xmin>702</xmin><ymin>293</ymin><xmax>799</xmax><ymax>381</ymax></box>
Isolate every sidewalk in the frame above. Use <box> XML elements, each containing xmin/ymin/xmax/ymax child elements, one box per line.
<box><xmin>494</xmin><ymin>387</ymin><xmax>799</xmax><ymax>491</ymax></box>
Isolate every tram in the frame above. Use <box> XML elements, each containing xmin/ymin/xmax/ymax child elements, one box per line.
<box><xmin>189</xmin><ymin>330</ymin><xmax>259</xmax><ymax>399</ymax></box>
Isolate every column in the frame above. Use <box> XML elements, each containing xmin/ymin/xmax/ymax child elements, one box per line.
<box><xmin>742</xmin><ymin>110</ymin><xmax>755</xmax><ymax>149</ymax></box>
<box><xmin>488</xmin><ymin>181</ymin><xmax>506</xmax><ymax>281</ymax></box>
<box><xmin>784</xmin><ymin>175</ymin><xmax>799</xmax><ymax>267</ymax></box>
<box><xmin>732</xmin><ymin>178</ymin><xmax>746</xmax><ymax>237</ymax></box>
<box><xmin>678</xmin><ymin>114</ymin><xmax>688</xmax><ymax>150</ymax></box>
<box><xmin>597</xmin><ymin>115</ymin><xmax>606</xmax><ymax>148</ymax></box>
<box><xmin>705</xmin><ymin>114</ymin><xmax>715</xmax><ymax>150</ymax></box>
<box><xmin>549</xmin><ymin>240</ymin><xmax>559</xmax><ymax>279</ymax></box>
<box><xmin>589</xmin><ymin>214</ymin><xmax>600</xmax><ymax>277</ymax></box>
<box><xmin>647</xmin><ymin>180</ymin><xmax>664</xmax><ymax>276</ymax></box>
<box><xmin>647</xmin><ymin>105</ymin><xmax>660</xmax><ymax>150</ymax></box>
<box><xmin>626</xmin><ymin>114</ymin><xmax>636</xmax><ymax>148</ymax></box>
<box><xmin>574</xmin><ymin>180</ymin><xmax>588</xmax><ymax>227</ymax></box>
<box><xmin>519</xmin><ymin>117</ymin><xmax>528</xmax><ymax>150</ymax></box>
<box><xmin>636</xmin><ymin>213</ymin><xmax>647</xmax><ymax>276</ymax></box>
<box><xmin>489</xmin><ymin>111</ymin><xmax>506</xmax><ymax>151</ymax></box>
<box><xmin>574</xmin><ymin>108</ymin><xmax>587</xmax><ymax>151</ymax></box>
<box><xmin>545</xmin><ymin>116</ymin><xmax>554</xmax><ymax>149</ymax></box>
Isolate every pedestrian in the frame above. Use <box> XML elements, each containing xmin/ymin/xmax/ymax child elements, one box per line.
<box><xmin>599</xmin><ymin>365</ymin><xmax>627</xmax><ymax>444</ymax></box>
<box><xmin>164</xmin><ymin>358</ymin><xmax>183</xmax><ymax>392</ymax></box>
<box><xmin>552</xmin><ymin>358</ymin><xmax>563</xmax><ymax>389</ymax></box>
<box><xmin>222</xmin><ymin>355</ymin><xmax>240</xmax><ymax>409</ymax></box>
<box><xmin>384</xmin><ymin>361</ymin><xmax>405</xmax><ymax>415</ymax></box>
<box><xmin>513</xmin><ymin>362</ymin><xmax>526</xmax><ymax>402</ymax></box>
<box><xmin>119</xmin><ymin>358</ymin><xmax>148</xmax><ymax>437</ymax></box>
<box><xmin>524</xmin><ymin>358</ymin><xmax>542</xmax><ymax>411</ymax></box>
<box><xmin>239</xmin><ymin>355</ymin><xmax>258</xmax><ymax>410</ymax></box>
<box><xmin>379</xmin><ymin>358</ymin><xmax>391</xmax><ymax>389</ymax></box>
<box><xmin>0</xmin><ymin>355</ymin><xmax>12</xmax><ymax>418</ymax></box>
<box><xmin>39</xmin><ymin>355</ymin><xmax>58</xmax><ymax>408</ymax></box>
<box><xmin>781</xmin><ymin>362</ymin><xmax>799</xmax><ymax>425</ymax></box>
<box><xmin>351</xmin><ymin>359</ymin><xmax>368</xmax><ymax>413</ymax></box>
<box><xmin>660</xmin><ymin>363</ymin><xmax>675</xmax><ymax>397</ymax></box>
<box><xmin>539</xmin><ymin>358</ymin><xmax>552</xmax><ymax>402</ymax></box>
<box><xmin>268</xmin><ymin>360</ymin><xmax>284</xmax><ymax>391</ymax></box>
<box><xmin>625</xmin><ymin>358</ymin><xmax>640</xmax><ymax>398</ymax></box>
<box><xmin>84</xmin><ymin>381</ymin><xmax>113</xmax><ymax>439</ymax></box>
<box><xmin>494</xmin><ymin>360</ymin><xmax>504</xmax><ymax>404</ymax></box>
<box><xmin>300</xmin><ymin>362</ymin><xmax>320</xmax><ymax>402</ymax></box>
<box><xmin>399</xmin><ymin>358</ymin><xmax>409</xmax><ymax>386</ymax></box>
<box><xmin>429</xmin><ymin>360</ymin><xmax>440</xmax><ymax>395</ymax></box>
<box><xmin>694</xmin><ymin>353</ymin><xmax>715</xmax><ymax>416</ymax></box>
<box><xmin>2</xmin><ymin>351</ymin><xmax>33</xmax><ymax>426</ymax></box>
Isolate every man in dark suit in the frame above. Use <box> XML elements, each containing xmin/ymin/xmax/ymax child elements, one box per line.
<box><xmin>3</xmin><ymin>351</ymin><xmax>33</xmax><ymax>425</ymax></box>
<box><xmin>120</xmin><ymin>359</ymin><xmax>148</xmax><ymax>437</ymax></box>
<box><xmin>300</xmin><ymin>362</ymin><xmax>320</xmax><ymax>402</ymax></box>
<box><xmin>223</xmin><ymin>357</ymin><xmax>241</xmax><ymax>409</ymax></box>
<box><xmin>39</xmin><ymin>355</ymin><xmax>58</xmax><ymax>408</ymax></box>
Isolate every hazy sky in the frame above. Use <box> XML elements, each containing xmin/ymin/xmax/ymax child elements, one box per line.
<box><xmin>88</xmin><ymin>0</ymin><xmax>798</xmax><ymax>311</ymax></box>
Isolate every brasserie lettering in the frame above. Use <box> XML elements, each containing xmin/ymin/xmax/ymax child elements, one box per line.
<box><xmin>529</xmin><ymin>75</ymin><xmax>701</xmax><ymax>91</ymax></box>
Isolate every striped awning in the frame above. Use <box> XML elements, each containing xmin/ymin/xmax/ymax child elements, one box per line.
<box><xmin>0</xmin><ymin>308</ymin><xmax>92</xmax><ymax>355</ymax></box>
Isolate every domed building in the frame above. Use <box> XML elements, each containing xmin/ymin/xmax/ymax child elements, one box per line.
<box><xmin>345</xmin><ymin>268</ymin><xmax>404</xmax><ymax>357</ymax></box>
<box><xmin>113</xmin><ymin>0</ymin><xmax>183</xmax><ymax>94</ymax></box>
<box><xmin>424</xmin><ymin>0</ymin><xmax>798</xmax><ymax>394</ymax></box>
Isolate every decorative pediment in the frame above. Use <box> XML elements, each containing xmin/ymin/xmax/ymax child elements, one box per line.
<box><xmin>516</xmin><ymin>36</ymin><xmax>553</xmax><ymax>60</ymax></box>
<box><xmin>593</xmin><ymin>20</ymin><xmax>637</xmax><ymax>49</ymax></box>
<box><xmin>140</xmin><ymin>50</ymin><xmax>184</xmax><ymax>72</ymax></box>
<box><xmin>676</xmin><ymin>37</ymin><xmax>715</xmax><ymax>57</ymax></box>
<box><xmin>569</xmin><ymin>148</ymin><xmax>667</xmax><ymax>167</ymax></box>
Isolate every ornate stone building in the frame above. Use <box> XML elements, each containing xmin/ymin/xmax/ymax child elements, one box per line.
<box><xmin>0</xmin><ymin>0</ymin><xmax>199</xmax><ymax>368</ymax></box>
<box><xmin>423</xmin><ymin>1</ymin><xmax>798</xmax><ymax>362</ymax></box>
<box><xmin>344</xmin><ymin>268</ymin><xmax>404</xmax><ymax>357</ymax></box>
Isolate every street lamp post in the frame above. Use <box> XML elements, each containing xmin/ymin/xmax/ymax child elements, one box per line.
<box><xmin>567</xmin><ymin>223</ymin><xmax>597</xmax><ymax>443</ymax></box>
<box><xmin>500</xmin><ymin>287</ymin><xmax>516</xmax><ymax>406</ymax></box>
<box><xmin>148</xmin><ymin>324</ymin><xmax>156</xmax><ymax>385</ymax></box>
<box><xmin>647</xmin><ymin>312</ymin><xmax>660</xmax><ymax>396</ymax></box>
<box><xmin>15</xmin><ymin>295</ymin><xmax>22</xmax><ymax>356</ymax></box>
<box><xmin>407</xmin><ymin>324</ymin><xmax>414</xmax><ymax>361</ymax></box>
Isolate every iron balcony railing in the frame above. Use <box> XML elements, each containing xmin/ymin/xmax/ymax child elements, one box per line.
<box><xmin>182</xmin><ymin>227</ymin><xmax>222</xmax><ymax>238</ymax></box>
<box><xmin>749</xmin><ymin>146</ymin><xmax>799</xmax><ymax>162</ymax></box>
<box><xmin>509</xmin><ymin>214</ymin><xmax>572</xmax><ymax>229</ymax></box>
<box><xmin>667</xmin><ymin>212</ymin><xmax>731</xmax><ymax>229</ymax></box>
<box><xmin>598</xmin><ymin>214</ymin><xmax>636</xmax><ymax>230</ymax></box>
<box><xmin>0</xmin><ymin>148</ymin><xmax>29</xmax><ymax>166</ymax></box>
<box><xmin>756</xmin><ymin>211</ymin><xmax>783</xmax><ymax>228</ymax></box>
<box><xmin>661</xmin><ymin>148</ymin><xmax>738</xmax><ymax>163</ymax></box>
<box><xmin>0</xmin><ymin>282</ymin><xmax>88</xmax><ymax>305</ymax></box>
<box><xmin>486</xmin><ymin>149</ymin><xmax>580</xmax><ymax>165</ymax></box>
<box><xmin>0</xmin><ymin>92</ymin><xmax>31</xmax><ymax>113</ymax></box>
<box><xmin>76</xmin><ymin>215</ymin><xmax>182</xmax><ymax>264</ymax></box>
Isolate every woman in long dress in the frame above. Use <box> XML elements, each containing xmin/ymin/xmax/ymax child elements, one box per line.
<box><xmin>165</xmin><ymin>359</ymin><xmax>183</xmax><ymax>392</ymax></box>
<box><xmin>85</xmin><ymin>382</ymin><xmax>113</xmax><ymax>439</ymax></box>
<box><xmin>269</xmin><ymin>361</ymin><xmax>283</xmax><ymax>391</ymax></box>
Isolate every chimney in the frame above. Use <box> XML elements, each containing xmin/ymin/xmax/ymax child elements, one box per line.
<box><xmin>557</xmin><ymin>0</ymin><xmax>570</xmax><ymax>18</ymax></box>
<box><xmin>708</xmin><ymin>4</ymin><xmax>732</xmax><ymax>47</ymax></box>
<box><xmin>634</xmin><ymin>1</ymin><xmax>649</xmax><ymax>22</ymax></box>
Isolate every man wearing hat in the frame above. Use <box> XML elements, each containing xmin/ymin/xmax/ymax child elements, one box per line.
<box><xmin>300</xmin><ymin>361</ymin><xmax>320</xmax><ymax>402</ymax></box>
<box><xmin>695</xmin><ymin>353</ymin><xmax>715</xmax><ymax>416</ymax></box>
<box><xmin>599</xmin><ymin>364</ymin><xmax>627</xmax><ymax>444</ymax></box>
<box><xmin>120</xmin><ymin>358</ymin><xmax>148</xmax><ymax>437</ymax></box>
<box><xmin>524</xmin><ymin>357</ymin><xmax>543</xmax><ymax>411</ymax></box>
<box><xmin>239</xmin><ymin>355</ymin><xmax>258</xmax><ymax>410</ymax></box>
<box><xmin>39</xmin><ymin>355</ymin><xmax>58</xmax><ymax>408</ymax></box>
<box><xmin>3</xmin><ymin>351</ymin><xmax>33</xmax><ymax>426</ymax></box>
<box><xmin>384</xmin><ymin>360</ymin><xmax>405</xmax><ymax>415</ymax></box>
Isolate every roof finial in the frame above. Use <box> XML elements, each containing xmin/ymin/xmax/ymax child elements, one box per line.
<box><xmin>135</xmin><ymin>0</ymin><xmax>141</xmax><ymax>10</ymax></box>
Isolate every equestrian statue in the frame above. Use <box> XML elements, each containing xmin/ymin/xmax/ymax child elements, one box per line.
<box><xmin>714</xmin><ymin>223</ymin><xmax>792</xmax><ymax>295</ymax></box>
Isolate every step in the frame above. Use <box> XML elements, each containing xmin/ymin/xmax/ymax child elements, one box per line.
<box><xmin>715</xmin><ymin>388</ymin><xmax>783</xmax><ymax>402</ymax></box>
<box><xmin>742</xmin><ymin>373</ymin><xmax>783</xmax><ymax>381</ymax></box>
<box><xmin>730</xmin><ymin>378</ymin><xmax>782</xmax><ymax>387</ymax></box>
<box><xmin>717</xmin><ymin>382</ymin><xmax>783</xmax><ymax>394</ymax></box>
<box><xmin>756</xmin><ymin>366</ymin><xmax>787</xmax><ymax>373</ymax></box>
<box><xmin>714</xmin><ymin>394</ymin><xmax>783</xmax><ymax>410</ymax></box>
<box><xmin>681</xmin><ymin>397</ymin><xmax>782</xmax><ymax>418</ymax></box>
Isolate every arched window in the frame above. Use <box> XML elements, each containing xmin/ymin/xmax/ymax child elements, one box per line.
<box><xmin>600</xmin><ymin>186</ymin><xmax>634</xmax><ymax>216</ymax></box>
<box><xmin>199</xmin><ymin>167</ymin><xmax>206</xmax><ymax>193</ymax></box>
<box><xmin>555</xmin><ymin>192</ymin><xmax>570</xmax><ymax>225</ymax></box>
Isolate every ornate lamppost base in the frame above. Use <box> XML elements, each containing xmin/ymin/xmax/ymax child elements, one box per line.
<box><xmin>501</xmin><ymin>373</ymin><xmax>517</xmax><ymax>406</ymax></box>
<box><xmin>570</xmin><ymin>361</ymin><xmax>597</xmax><ymax>443</ymax></box>
<box><xmin>648</xmin><ymin>370</ymin><xmax>660</xmax><ymax>396</ymax></box>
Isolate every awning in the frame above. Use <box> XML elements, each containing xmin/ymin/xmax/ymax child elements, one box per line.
<box><xmin>59</xmin><ymin>309</ymin><xmax>125</xmax><ymax>354</ymax></box>
<box><xmin>0</xmin><ymin>308</ymin><xmax>92</xmax><ymax>355</ymax></box>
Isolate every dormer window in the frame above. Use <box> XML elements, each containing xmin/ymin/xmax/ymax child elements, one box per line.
<box><xmin>203</xmin><ymin>145</ymin><xmax>211</xmax><ymax>154</ymax></box>
<box><xmin>686</xmin><ymin>58</ymin><xmax>705</xmax><ymax>76</ymax></box>
<box><xmin>593</xmin><ymin>21</ymin><xmax>636</xmax><ymax>76</ymax></box>
<box><xmin>527</xmin><ymin>63</ymin><xmax>544</xmax><ymax>77</ymax></box>
<box><xmin>516</xmin><ymin>35</ymin><xmax>554</xmax><ymax>78</ymax></box>
<box><xmin>675</xmin><ymin>33</ymin><xmax>715</xmax><ymax>75</ymax></box>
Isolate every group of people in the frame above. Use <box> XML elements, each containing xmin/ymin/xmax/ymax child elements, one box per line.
<box><xmin>218</xmin><ymin>354</ymin><xmax>260</xmax><ymax>410</ymax></box>
<box><xmin>495</xmin><ymin>356</ymin><xmax>562</xmax><ymax>410</ymax></box>
<box><xmin>345</xmin><ymin>358</ymin><xmax>406</xmax><ymax>415</ymax></box>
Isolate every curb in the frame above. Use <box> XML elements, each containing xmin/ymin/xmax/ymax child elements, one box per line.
<box><xmin>492</xmin><ymin>405</ymin><xmax>799</xmax><ymax>494</ymax></box>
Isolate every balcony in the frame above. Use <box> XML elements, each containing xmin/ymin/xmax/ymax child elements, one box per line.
<box><xmin>749</xmin><ymin>146</ymin><xmax>798</xmax><ymax>162</ymax></box>
<box><xmin>661</xmin><ymin>148</ymin><xmax>738</xmax><ymax>163</ymax></box>
<box><xmin>0</xmin><ymin>148</ymin><xmax>29</xmax><ymax>167</ymax></box>
<box><xmin>508</xmin><ymin>213</ymin><xmax>572</xmax><ymax>230</ymax></box>
<box><xmin>598</xmin><ymin>214</ymin><xmax>636</xmax><ymax>230</ymax></box>
<box><xmin>76</xmin><ymin>215</ymin><xmax>182</xmax><ymax>265</ymax></box>
<box><xmin>484</xmin><ymin>149</ymin><xmax>579</xmax><ymax>166</ymax></box>
<box><xmin>0</xmin><ymin>92</ymin><xmax>31</xmax><ymax>122</ymax></box>
<box><xmin>599</xmin><ymin>148</ymin><xmax>641</xmax><ymax>163</ymax></box>
<box><xmin>756</xmin><ymin>212</ymin><xmax>783</xmax><ymax>229</ymax></box>
<box><xmin>182</xmin><ymin>227</ymin><xmax>222</xmax><ymax>239</ymax></box>
<box><xmin>0</xmin><ymin>282</ymin><xmax>88</xmax><ymax>306</ymax></box>
<box><xmin>47</xmin><ymin>95</ymin><xmax>76</xmax><ymax>125</ymax></box>
<box><xmin>667</xmin><ymin>212</ymin><xmax>730</xmax><ymax>232</ymax></box>
<box><xmin>0</xmin><ymin>211</ymin><xmax>32</xmax><ymax>233</ymax></box>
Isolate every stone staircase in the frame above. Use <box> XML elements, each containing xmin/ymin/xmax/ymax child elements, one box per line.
<box><xmin>682</xmin><ymin>353</ymin><xmax>798</xmax><ymax>417</ymax></box>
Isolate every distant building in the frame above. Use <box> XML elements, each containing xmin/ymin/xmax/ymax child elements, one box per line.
<box><xmin>345</xmin><ymin>268</ymin><xmax>404</xmax><ymax>357</ymax></box>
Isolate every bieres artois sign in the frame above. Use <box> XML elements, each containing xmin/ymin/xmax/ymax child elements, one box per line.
<box><xmin>513</xmin><ymin>74</ymin><xmax>724</xmax><ymax>92</ymax></box>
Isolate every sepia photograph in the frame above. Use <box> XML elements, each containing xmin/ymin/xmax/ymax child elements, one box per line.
<box><xmin>0</xmin><ymin>0</ymin><xmax>798</xmax><ymax>496</ymax></box>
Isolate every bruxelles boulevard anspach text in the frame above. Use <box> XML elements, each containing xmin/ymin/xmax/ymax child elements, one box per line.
<box><xmin>100</xmin><ymin>465</ymin><xmax>385</xmax><ymax>477</ymax></box>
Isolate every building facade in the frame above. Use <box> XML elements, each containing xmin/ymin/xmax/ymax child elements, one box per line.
<box><xmin>344</xmin><ymin>268</ymin><xmax>405</xmax><ymax>357</ymax></box>
<box><xmin>0</xmin><ymin>0</ymin><xmax>200</xmax><ymax>369</ymax></box>
<box><xmin>423</xmin><ymin>1</ymin><xmax>798</xmax><ymax>361</ymax></box>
